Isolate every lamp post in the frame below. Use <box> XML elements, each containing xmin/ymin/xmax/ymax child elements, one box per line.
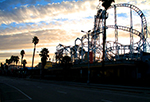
<box><xmin>81</xmin><ymin>30</ymin><xmax>91</xmax><ymax>84</ymax></box>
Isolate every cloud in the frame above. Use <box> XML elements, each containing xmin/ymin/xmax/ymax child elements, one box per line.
<box><xmin>0</xmin><ymin>53</ymin><xmax>20</xmax><ymax>58</ymax></box>
<box><xmin>0</xmin><ymin>27</ymin><xmax>83</xmax><ymax>51</ymax></box>
<box><xmin>0</xmin><ymin>0</ymin><xmax>97</xmax><ymax>25</ymax></box>
<box><xmin>0</xmin><ymin>0</ymin><xmax>47</xmax><ymax>10</ymax></box>
<box><xmin>0</xmin><ymin>0</ymin><xmax>148</xmax><ymax>50</ymax></box>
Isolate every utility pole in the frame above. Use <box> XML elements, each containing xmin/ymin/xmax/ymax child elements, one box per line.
<box><xmin>87</xmin><ymin>31</ymin><xmax>90</xmax><ymax>84</ymax></box>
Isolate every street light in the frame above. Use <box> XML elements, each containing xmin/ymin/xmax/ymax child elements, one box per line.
<box><xmin>81</xmin><ymin>30</ymin><xmax>91</xmax><ymax>84</ymax></box>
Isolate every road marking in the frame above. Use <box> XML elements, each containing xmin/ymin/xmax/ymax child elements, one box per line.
<box><xmin>57</xmin><ymin>90</ymin><xmax>67</xmax><ymax>94</ymax></box>
<box><xmin>4</xmin><ymin>83</ymin><xmax>32</xmax><ymax>100</ymax></box>
<box><xmin>101</xmin><ymin>99</ymin><xmax>112</xmax><ymax>102</ymax></box>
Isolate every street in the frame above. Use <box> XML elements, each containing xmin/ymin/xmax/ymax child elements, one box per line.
<box><xmin>0</xmin><ymin>76</ymin><xmax>150</xmax><ymax>102</ymax></box>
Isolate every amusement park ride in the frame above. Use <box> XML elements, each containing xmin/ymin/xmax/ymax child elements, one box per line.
<box><xmin>55</xmin><ymin>0</ymin><xmax>149</xmax><ymax>66</ymax></box>
<box><xmin>41</xmin><ymin>0</ymin><xmax>150</xmax><ymax>83</ymax></box>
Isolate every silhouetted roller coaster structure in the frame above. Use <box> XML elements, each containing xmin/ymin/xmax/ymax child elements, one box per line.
<box><xmin>55</xmin><ymin>3</ymin><xmax>150</xmax><ymax>65</ymax></box>
<box><xmin>47</xmin><ymin>2</ymin><xmax>150</xmax><ymax>83</ymax></box>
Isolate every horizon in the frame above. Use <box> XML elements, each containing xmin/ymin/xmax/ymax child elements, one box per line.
<box><xmin>0</xmin><ymin>0</ymin><xmax>150</xmax><ymax>67</ymax></box>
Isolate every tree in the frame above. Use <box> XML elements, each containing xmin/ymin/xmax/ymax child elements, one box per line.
<box><xmin>1</xmin><ymin>63</ymin><xmax>4</xmax><ymax>70</ymax></box>
<box><xmin>21</xmin><ymin>59</ymin><xmax>27</xmax><ymax>78</ymax></box>
<box><xmin>39</xmin><ymin>48</ymin><xmax>49</xmax><ymax>78</ymax></box>
<box><xmin>13</xmin><ymin>56</ymin><xmax>19</xmax><ymax>66</ymax></box>
<box><xmin>10</xmin><ymin>55</ymin><xmax>15</xmax><ymax>65</ymax></box>
<box><xmin>20</xmin><ymin>50</ymin><xmax>25</xmax><ymax>67</ymax></box>
<box><xmin>10</xmin><ymin>55</ymin><xmax>14</xmax><ymax>62</ymax></box>
<box><xmin>10</xmin><ymin>55</ymin><xmax>19</xmax><ymax>68</ymax></box>
<box><xmin>99</xmin><ymin>0</ymin><xmax>115</xmax><ymax>10</ymax></box>
<box><xmin>39</xmin><ymin>48</ymin><xmax>49</xmax><ymax>69</ymax></box>
<box><xmin>6</xmin><ymin>59</ymin><xmax>12</xmax><ymax>65</ymax></box>
<box><xmin>99</xmin><ymin>0</ymin><xmax>115</xmax><ymax>79</ymax></box>
<box><xmin>62</xmin><ymin>56</ymin><xmax>71</xmax><ymax>68</ymax></box>
<box><xmin>32</xmin><ymin>36</ymin><xmax>39</xmax><ymax>69</ymax></box>
<box><xmin>22</xmin><ymin>59</ymin><xmax>27</xmax><ymax>70</ymax></box>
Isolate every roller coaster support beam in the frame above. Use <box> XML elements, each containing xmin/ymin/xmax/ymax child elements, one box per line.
<box><xmin>130</xmin><ymin>5</ymin><xmax>133</xmax><ymax>57</ymax></box>
<box><xmin>114</xmin><ymin>5</ymin><xmax>119</xmax><ymax>59</ymax></box>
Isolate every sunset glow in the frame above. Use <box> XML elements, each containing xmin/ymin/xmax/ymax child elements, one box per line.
<box><xmin>0</xmin><ymin>0</ymin><xmax>149</xmax><ymax>67</ymax></box>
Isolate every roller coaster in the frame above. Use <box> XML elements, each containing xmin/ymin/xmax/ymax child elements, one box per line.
<box><xmin>55</xmin><ymin>3</ymin><xmax>150</xmax><ymax>65</ymax></box>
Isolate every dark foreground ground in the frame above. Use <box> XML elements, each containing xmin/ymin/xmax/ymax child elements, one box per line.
<box><xmin>0</xmin><ymin>76</ymin><xmax>150</xmax><ymax>102</ymax></box>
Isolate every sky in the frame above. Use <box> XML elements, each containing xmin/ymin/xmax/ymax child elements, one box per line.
<box><xmin>0</xmin><ymin>0</ymin><xmax>149</xmax><ymax>67</ymax></box>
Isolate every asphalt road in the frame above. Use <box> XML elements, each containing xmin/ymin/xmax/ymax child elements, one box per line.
<box><xmin>0</xmin><ymin>76</ymin><xmax>150</xmax><ymax>102</ymax></box>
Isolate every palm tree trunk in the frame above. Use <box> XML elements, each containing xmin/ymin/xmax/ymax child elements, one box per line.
<box><xmin>21</xmin><ymin>57</ymin><xmax>22</xmax><ymax>68</ymax></box>
<box><xmin>16</xmin><ymin>63</ymin><xmax>18</xmax><ymax>69</ymax></box>
<box><xmin>32</xmin><ymin>45</ymin><xmax>36</xmax><ymax>69</ymax></box>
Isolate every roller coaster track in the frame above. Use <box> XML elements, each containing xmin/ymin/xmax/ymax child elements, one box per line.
<box><xmin>107</xmin><ymin>25</ymin><xmax>145</xmax><ymax>39</ymax></box>
<box><xmin>109</xmin><ymin>3</ymin><xmax>147</xmax><ymax>38</ymax></box>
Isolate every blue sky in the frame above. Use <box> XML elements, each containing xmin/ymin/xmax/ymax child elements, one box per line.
<box><xmin>0</xmin><ymin>0</ymin><xmax>81</xmax><ymax>29</ymax></box>
<box><xmin>0</xmin><ymin>0</ymin><xmax>149</xmax><ymax>66</ymax></box>
<box><xmin>0</xmin><ymin>0</ymin><xmax>80</xmax><ymax>11</ymax></box>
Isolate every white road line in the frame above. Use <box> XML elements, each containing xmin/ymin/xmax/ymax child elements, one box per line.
<box><xmin>4</xmin><ymin>83</ymin><xmax>32</xmax><ymax>100</ymax></box>
<box><xmin>57</xmin><ymin>90</ymin><xmax>67</xmax><ymax>94</ymax></box>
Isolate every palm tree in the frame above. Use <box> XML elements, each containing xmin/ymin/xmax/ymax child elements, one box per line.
<box><xmin>14</xmin><ymin>56</ymin><xmax>19</xmax><ymax>66</ymax></box>
<box><xmin>6</xmin><ymin>59</ymin><xmax>12</xmax><ymax>65</ymax></box>
<box><xmin>22</xmin><ymin>59</ymin><xmax>27</xmax><ymax>77</ymax></box>
<box><xmin>39</xmin><ymin>48</ymin><xmax>49</xmax><ymax>78</ymax></box>
<box><xmin>22</xmin><ymin>59</ymin><xmax>27</xmax><ymax>70</ymax></box>
<box><xmin>20</xmin><ymin>50</ymin><xmax>25</xmax><ymax>67</ymax></box>
<box><xmin>32</xmin><ymin>36</ymin><xmax>39</xmax><ymax>69</ymax></box>
<box><xmin>10</xmin><ymin>55</ymin><xmax>15</xmax><ymax>64</ymax></box>
<box><xmin>39</xmin><ymin>48</ymin><xmax>49</xmax><ymax>69</ymax></box>
<box><xmin>10</xmin><ymin>55</ymin><xmax>19</xmax><ymax>68</ymax></box>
